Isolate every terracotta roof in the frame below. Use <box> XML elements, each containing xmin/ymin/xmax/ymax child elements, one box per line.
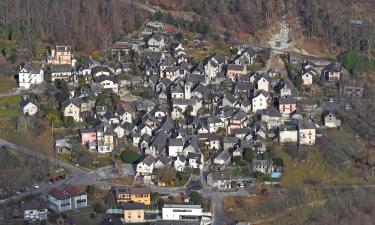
<box><xmin>48</xmin><ymin>188</ymin><xmax>70</xmax><ymax>200</ymax></box>
<box><xmin>48</xmin><ymin>185</ymin><xmax>85</xmax><ymax>200</ymax></box>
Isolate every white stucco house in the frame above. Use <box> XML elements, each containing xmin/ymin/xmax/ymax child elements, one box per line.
<box><xmin>20</xmin><ymin>97</ymin><xmax>38</xmax><ymax>116</ymax></box>
<box><xmin>168</xmin><ymin>138</ymin><xmax>184</xmax><ymax>157</ymax></box>
<box><xmin>252</xmin><ymin>91</ymin><xmax>270</xmax><ymax>113</ymax></box>
<box><xmin>298</xmin><ymin>120</ymin><xmax>316</xmax><ymax>145</ymax></box>
<box><xmin>62</xmin><ymin>99</ymin><xmax>82</xmax><ymax>122</ymax></box>
<box><xmin>136</xmin><ymin>155</ymin><xmax>156</xmax><ymax>176</ymax></box>
<box><xmin>18</xmin><ymin>63</ymin><xmax>44</xmax><ymax>89</ymax></box>
<box><xmin>279</xmin><ymin>125</ymin><xmax>298</xmax><ymax>143</ymax></box>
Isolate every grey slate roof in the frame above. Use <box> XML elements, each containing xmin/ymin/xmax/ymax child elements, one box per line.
<box><xmin>94</xmin><ymin>75</ymin><xmax>117</xmax><ymax>83</ymax></box>
<box><xmin>279</xmin><ymin>96</ymin><xmax>297</xmax><ymax>105</ymax></box>
<box><xmin>169</xmin><ymin>138</ymin><xmax>184</xmax><ymax>146</ymax></box>
<box><xmin>141</xmin><ymin>155</ymin><xmax>156</xmax><ymax>166</ymax></box>
<box><xmin>227</xmin><ymin>64</ymin><xmax>244</xmax><ymax>71</ymax></box>
<box><xmin>298</xmin><ymin>120</ymin><xmax>316</xmax><ymax>129</ymax></box>
<box><xmin>51</xmin><ymin>64</ymin><xmax>72</xmax><ymax>73</ymax></box>
<box><xmin>208</xmin><ymin>171</ymin><xmax>230</xmax><ymax>181</ymax></box>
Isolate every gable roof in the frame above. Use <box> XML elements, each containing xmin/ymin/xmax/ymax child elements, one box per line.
<box><xmin>279</xmin><ymin>96</ymin><xmax>296</xmax><ymax>105</ymax></box>
<box><xmin>20</xmin><ymin>96</ymin><xmax>38</xmax><ymax>108</ymax></box>
<box><xmin>141</xmin><ymin>155</ymin><xmax>156</xmax><ymax>166</ymax></box>
<box><xmin>324</xmin><ymin>62</ymin><xmax>342</xmax><ymax>73</ymax></box>
<box><xmin>254</xmin><ymin>90</ymin><xmax>270</xmax><ymax>99</ymax></box>
<box><xmin>149</xmin><ymin>32</ymin><xmax>164</xmax><ymax>42</ymax></box>
<box><xmin>122</xmin><ymin>203</ymin><xmax>145</xmax><ymax>211</ymax></box>
<box><xmin>94</xmin><ymin>75</ymin><xmax>117</xmax><ymax>83</ymax></box>
<box><xmin>51</xmin><ymin>64</ymin><xmax>72</xmax><ymax>73</ymax></box>
<box><xmin>169</xmin><ymin>138</ymin><xmax>184</xmax><ymax>146</ymax></box>
<box><xmin>212</xmin><ymin>55</ymin><xmax>226</xmax><ymax>64</ymax></box>
<box><xmin>91</xmin><ymin>65</ymin><xmax>113</xmax><ymax>75</ymax></box>
<box><xmin>227</xmin><ymin>64</ymin><xmax>244</xmax><ymax>71</ymax></box>
<box><xmin>208</xmin><ymin>171</ymin><xmax>230</xmax><ymax>181</ymax></box>
<box><xmin>61</xmin><ymin>98</ymin><xmax>80</xmax><ymax>108</ymax></box>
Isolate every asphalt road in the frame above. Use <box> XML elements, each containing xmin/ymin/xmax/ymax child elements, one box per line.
<box><xmin>1</xmin><ymin>137</ymin><xmax>247</xmax><ymax>224</ymax></box>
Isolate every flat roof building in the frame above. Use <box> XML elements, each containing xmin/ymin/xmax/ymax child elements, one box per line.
<box><xmin>162</xmin><ymin>204</ymin><xmax>202</xmax><ymax>221</ymax></box>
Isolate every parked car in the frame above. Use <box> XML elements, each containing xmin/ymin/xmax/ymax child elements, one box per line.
<box><xmin>32</xmin><ymin>184</ymin><xmax>39</xmax><ymax>189</ymax></box>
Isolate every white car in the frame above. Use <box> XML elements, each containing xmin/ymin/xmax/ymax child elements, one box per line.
<box><xmin>32</xmin><ymin>184</ymin><xmax>39</xmax><ymax>189</ymax></box>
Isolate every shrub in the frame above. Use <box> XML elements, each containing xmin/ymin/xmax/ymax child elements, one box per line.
<box><xmin>120</xmin><ymin>150</ymin><xmax>140</xmax><ymax>164</ymax></box>
<box><xmin>93</xmin><ymin>202</ymin><xmax>104</xmax><ymax>214</ymax></box>
<box><xmin>191</xmin><ymin>191</ymin><xmax>201</xmax><ymax>204</ymax></box>
<box><xmin>342</xmin><ymin>51</ymin><xmax>375</xmax><ymax>74</ymax></box>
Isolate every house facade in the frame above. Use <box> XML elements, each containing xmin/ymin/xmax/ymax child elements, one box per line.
<box><xmin>47</xmin><ymin>185</ymin><xmax>87</xmax><ymax>212</ymax></box>
<box><xmin>279</xmin><ymin>97</ymin><xmax>297</xmax><ymax>115</ymax></box>
<box><xmin>252</xmin><ymin>91</ymin><xmax>270</xmax><ymax>113</ymax></box>
<box><xmin>123</xmin><ymin>203</ymin><xmax>145</xmax><ymax>223</ymax></box>
<box><xmin>63</xmin><ymin>100</ymin><xmax>81</xmax><ymax>122</ymax></box>
<box><xmin>115</xmin><ymin>186</ymin><xmax>151</xmax><ymax>205</ymax></box>
<box><xmin>47</xmin><ymin>45</ymin><xmax>73</xmax><ymax>65</ymax></box>
<box><xmin>207</xmin><ymin>171</ymin><xmax>231</xmax><ymax>190</ymax></box>
<box><xmin>298</xmin><ymin>120</ymin><xmax>316</xmax><ymax>145</ymax></box>
<box><xmin>18</xmin><ymin>63</ymin><xmax>44</xmax><ymax>89</ymax></box>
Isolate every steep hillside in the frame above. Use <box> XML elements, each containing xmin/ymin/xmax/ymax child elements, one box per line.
<box><xmin>0</xmin><ymin>0</ymin><xmax>374</xmax><ymax>55</ymax></box>
<box><xmin>0</xmin><ymin>0</ymin><xmax>151</xmax><ymax>52</ymax></box>
<box><xmin>146</xmin><ymin>0</ymin><xmax>375</xmax><ymax>54</ymax></box>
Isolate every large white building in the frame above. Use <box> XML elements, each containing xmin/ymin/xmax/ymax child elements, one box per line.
<box><xmin>18</xmin><ymin>63</ymin><xmax>44</xmax><ymax>89</ymax></box>
<box><xmin>279</xmin><ymin>125</ymin><xmax>298</xmax><ymax>143</ymax></box>
<box><xmin>51</xmin><ymin>64</ymin><xmax>72</xmax><ymax>81</ymax></box>
<box><xmin>298</xmin><ymin>120</ymin><xmax>316</xmax><ymax>145</ymax></box>
<box><xmin>252</xmin><ymin>91</ymin><xmax>270</xmax><ymax>113</ymax></box>
<box><xmin>168</xmin><ymin>138</ymin><xmax>184</xmax><ymax>157</ymax></box>
<box><xmin>162</xmin><ymin>204</ymin><xmax>202</xmax><ymax>221</ymax></box>
<box><xmin>47</xmin><ymin>185</ymin><xmax>87</xmax><ymax>212</ymax></box>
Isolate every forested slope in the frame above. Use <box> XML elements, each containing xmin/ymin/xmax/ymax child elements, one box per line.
<box><xmin>0</xmin><ymin>0</ymin><xmax>374</xmax><ymax>54</ymax></box>
<box><xmin>0</xmin><ymin>0</ymin><xmax>148</xmax><ymax>51</ymax></box>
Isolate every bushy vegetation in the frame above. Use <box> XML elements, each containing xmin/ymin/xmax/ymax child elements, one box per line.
<box><xmin>342</xmin><ymin>51</ymin><xmax>375</xmax><ymax>75</ymax></box>
<box><xmin>120</xmin><ymin>150</ymin><xmax>140</xmax><ymax>164</ymax></box>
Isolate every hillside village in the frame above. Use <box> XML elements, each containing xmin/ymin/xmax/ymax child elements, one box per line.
<box><xmin>8</xmin><ymin>20</ymin><xmax>366</xmax><ymax>225</ymax></box>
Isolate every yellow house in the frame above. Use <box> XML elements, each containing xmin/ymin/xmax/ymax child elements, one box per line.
<box><xmin>115</xmin><ymin>186</ymin><xmax>151</xmax><ymax>205</ymax></box>
<box><xmin>103</xmin><ymin>133</ymin><xmax>115</xmax><ymax>149</ymax></box>
<box><xmin>123</xmin><ymin>203</ymin><xmax>145</xmax><ymax>223</ymax></box>
<box><xmin>48</xmin><ymin>46</ymin><xmax>72</xmax><ymax>65</ymax></box>
<box><xmin>227</xmin><ymin>64</ymin><xmax>246</xmax><ymax>80</ymax></box>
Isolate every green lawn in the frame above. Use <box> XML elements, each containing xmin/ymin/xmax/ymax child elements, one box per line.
<box><xmin>0</xmin><ymin>95</ymin><xmax>20</xmax><ymax>118</ymax></box>
<box><xmin>0</xmin><ymin>77</ymin><xmax>17</xmax><ymax>92</ymax></box>
<box><xmin>278</xmin><ymin>149</ymin><xmax>330</xmax><ymax>188</ymax></box>
<box><xmin>187</xmin><ymin>43</ymin><xmax>231</xmax><ymax>62</ymax></box>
